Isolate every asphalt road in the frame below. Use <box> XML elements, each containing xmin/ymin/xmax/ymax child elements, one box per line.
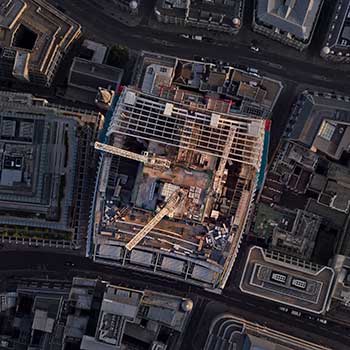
<box><xmin>48</xmin><ymin>0</ymin><xmax>350</xmax><ymax>94</ymax></box>
<box><xmin>0</xmin><ymin>250</ymin><xmax>349</xmax><ymax>350</ymax></box>
<box><xmin>45</xmin><ymin>0</ymin><xmax>349</xmax><ymax>157</ymax></box>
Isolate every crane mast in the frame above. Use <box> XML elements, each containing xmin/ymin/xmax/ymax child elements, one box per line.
<box><xmin>95</xmin><ymin>142</ymin><xmax>171</xmax><ymax>169</ymax></box>
<box><xmin>125</xmin><ymin>189</ymin><xmax>187</xmax><ymax>251</ymax></box>
<box><xmin>212</xmin><ymin>127</ymin><xmax>236</xmax><ymax>195</ymax></box>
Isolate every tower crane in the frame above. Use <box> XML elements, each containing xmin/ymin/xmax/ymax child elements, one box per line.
<box><xmin>212</xmin><ymin>127</ymin><xmax>236</xmax><ymax>196</ymax></box>
<box><xmin>125</xmin><ymin>189</ymin><xmax>187</xmax><ymax>251</ymax></box>
<box><xmin>95</xmin><ymin>142</ymin><xmax>171</xmax><ymax>169</ymax></box>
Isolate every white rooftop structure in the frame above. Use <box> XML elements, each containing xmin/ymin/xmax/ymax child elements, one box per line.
<box><xmin>256</xmin><ymin>0</ymin><xmax>323</xmax><ymax>40</ymax></box>
<box><xmin>81</xmin><ymin>285</ymin><xmax>192</xmax><ymax>350</ymax></box>
<box><xmin>108</xmin><ymin>87</ymin><xmax>265</xmax><ymax>169</ymax></box>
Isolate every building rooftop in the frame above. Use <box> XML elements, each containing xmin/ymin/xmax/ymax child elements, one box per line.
<box><xmin>81</xmin><ymin>39</ymin><xmax>108</xmax><ymax>64</ymax></box>
<box><xmin>265</xmin><ymin>207</ymin><xmax>322</xmax><ymax>260</ymax></box>
<box><xmin>204</xmin><ymin>316</ymin><xmax>250</xmax><ymax>350</ymax></box>
<box><xmin>250</xmin><ymin>89</ymin><xmax>350</xmax><ymax>315</ymax></box>
<box><xmin>256</xmin><ymin>0</ymin><xmax>323</xmax><ymax>40</ymax></box>
<box><xmin>155</xmin><ymin>0</ymin><xmax>243</xmax><ymax>31</ymax></box>
<box><xmin>0</xmin><ymin>0</ymin><xmax>26</xmax><ymax>29</ymax></box>
<box><xmin>204</xmin><ymin>314</ymin><xmax>324</xmax><ymax>350</ymax></box>
<box><xmin>312</xmin><ymin>121</ymin><xmax>350</xmax><ymax>160</ymax></box>
<box><xmin>187</xmin><ymin>0</ymin><xmax>243</xmax><ymax>28</ymax></box>
<box><xmin>331</xmin><ymin>254</ymin><xmax>350</xmax><ymax>307</ymax></box>
<box><xmin>134</xmin><ymin>51</ymin><xmax>283</xmax><ymax>119</ymax></box>
<box><xmin>0</xmin><ymin>0</ymin><xmax>81</xmax><ymax>85</ymax></box>
<box><xmin>91</xmin><ymin>85</ymin><xmax>267</xmax><ymax>290</ymax></box>
<box><xmin>155</xmin><ymin>0</ymin><xmax>189</xmax><ymax>19</ymax></box>
<box><xmin>0</xmin><ymin>279</ymin><xmax>70</xmax><ymax>349</ymax></box>
<box><xmin>81</xmin><ymin>284</ymin><xmax>192</xmax><ymax>350</ymax></box>
<box><xmin>69</xmin><ymin>57</ymin><xmax>124</xmax><ymax>92</ymax></box>
<box><xmin>260</xmin><ymin>140</ymin><xmax>350</xmax><ymax>254</ymax></box>
<box><xmin>290</xmin><ymin>91</ymin><xmax>350</xmax><ymax>148</ymax></box>
<box><xmin>0</xmin><ymin>91</ymin><xmax>102</xmax><ymax>239</ymax></box>
<box><xmin>141</xmin><ymin>63</ymin><xmax>174</xmax><ymax>95</ymax></box>
<box><xmin>109</xmin><ymin>88</ymin><xmax>265</xmax><ymax>166</ymax></box>
<box><xmin>66</xmin><ymin>57</ymin><xmax>124</xmax><ymax>104</ymax></box>
<box><xmin>240</xmin><ymin>246</ymin><xmax>335</xmax><ymax>313</ymax></box>
<box><xmin>1</xmin><ymin>277</ymin><xmax>193</xmax><ymax>350</ymax></box>
<box><xmin>322</xmin><ymin>0</ymin><xmax>350</xmax><ymax>58</ymax></box>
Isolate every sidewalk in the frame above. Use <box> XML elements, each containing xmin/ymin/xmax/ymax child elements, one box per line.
<box><xmin>144</xmin><ymin>11</ymin><xmax>350</xmax><ymax>73</ymax></box>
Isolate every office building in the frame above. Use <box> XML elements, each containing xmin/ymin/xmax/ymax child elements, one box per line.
<box><xmin>0</xmin><ymin>0</ymin><xmax>81</xmax><ymax>86</ymax></box>
<box><xmin>0</xmin><ymin>278</ymin><xmax>72</xmax><ymax>350</ymax></box>
<box><xmin>205</xmin><ymin>314</ymin><xmax>330</xmax><ymax>349</ymax></box>
<box><xmin>253</xmin><ymin>0</ymin><xmax>323</xmax><ymax>50</ymax></box>
<box><xmin>240</xmin><ymin>246</ymin><xmax>335</xmax><ymax>314</ymax></box>
<box><xmin>81</xmin><ymin>284</ymin><xmax>192</xmax><ymax>350</ymax></box>
<box><xmin>331</xmin><ymin>255</ymin><xmax>350</xmax><ymax>308</ymax></box>
<box><xmin>245</xmin><ymin>90</ymin><xmax>350</xmax><ymax>316</ymax></box>
<box><xmin>321</xmin><ymin>0</ymin><xmax>350</xmax><ymax>63</ymax></box>
<box><xmin>0</xmin><ymin>276</ymin><xmax>191</xmax><ymax>349</ymax></box>
<box><xmin>66</xmin><ymin>57</ymin><xmax>123</xmax><ymax>104</ymax></box>
<box><xmin>154</xmin><ymin>0</ymin><xmax>244</xmax><ymax>34</ymax></box>
<box><xmin>133</xmin><ymin>51</ymin><xmax>283</xmax><ymax>118</ymax></box>
<box><xmin>0</xmin><ymin>91</ymin><xmax>102</xmax><ymax>243</ymax></box>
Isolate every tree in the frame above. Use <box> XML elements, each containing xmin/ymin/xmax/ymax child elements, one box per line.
<box><xmin>107</xmin><ymin>45</ymin><xmax>129</xmax><ymax>68</ymax></box>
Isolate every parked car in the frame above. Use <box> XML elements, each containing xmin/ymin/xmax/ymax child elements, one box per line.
<box><xmin>247</xmin><ymin>67</ymin><xmax>259</xmax><ymax>74</ymax></box>
<box><xmin>291</xmin><ymin>310</ymin><xmax>301</xmax><ymax>317</ymax></box>
<box><xmin>180</xmin><ymin>34</ymin><xmax>203</xmax><ymax>41</ymax></box>
<box><xmin>279</xmin><ymin>306</ymin><xmax>288</xmax><ymax>312</ymax></box>
<box><xmin>317</xmin><ymin>318</ymin><xmax>328</xmax><ymax>324</ymax></box>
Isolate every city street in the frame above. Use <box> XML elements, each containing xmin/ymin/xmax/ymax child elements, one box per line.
<box><xmin>45</xmin><ymin>0</ymin><xmax>349</xmax><ymax>156</ymax></box>
<box><xmin>49</xmin><ymin>0</ymin><xmax>350</xmax><ymax>93</ymax></box>
<box><xmin>1</xmin><ymin>1</ymin><xmax>349</xmax><ymax>349</ymax></box>
<box><xmin>0</xmin><ymin>251</ymin><xmax>349</xmax><ymax>350</ymax></box>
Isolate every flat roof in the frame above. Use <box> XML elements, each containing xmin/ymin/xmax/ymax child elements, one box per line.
<box><xmin>71</xmin><ymin>58</ymin><xmax>123</xmax><ymax>82</ymax></box>
<box><xmin>323</xmin><ymin>0</ymin><xmax>350</xmax><ymax>54</ymax></box>
<box><xmin>290</xmin><ymin>92</ymin><xmax>350</xmax><ymax>147</ymax></box>
<box><xmin>0</xmin><ymin>0</ymin><xmax>26</xmax><ymax>29</ymax></box>
<box><xmin>256</xmin><ymin>0</ymin><xmax>322</xmax><ymax>40</ymax></box>
<box><xmin>0</xmin><ymin>0</ymin><xmax>81</xmax><ymax>78</ymax></box>
<box><xmin>108</xmin><ymin>87</ymin><xmax>265</xmax><ymax>168</ymax></box>
<box><xmin>240</xmin><ymin>246</ymin><xmax>335</xmax><ymax>313</ymax></box>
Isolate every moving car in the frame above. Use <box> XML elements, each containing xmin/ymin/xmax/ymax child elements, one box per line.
<box><xmin>250</xmin><ymin>45</ymin><xmax>260</xmax><ymax>52</ymax></box>
<box><xmin>64</xmin><ymin>261</ymin><xmax>75</xmax><ymax>267</ymax></box>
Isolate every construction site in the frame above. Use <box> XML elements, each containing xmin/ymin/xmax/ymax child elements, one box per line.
<box><xmin>90</xmin><ymin>86</ymin><xmax>267</xmax><ymax>290</ymax></box>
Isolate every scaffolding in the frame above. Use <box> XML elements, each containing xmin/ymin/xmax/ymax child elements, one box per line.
<box><xmin>108</xmin><ymin>88</ymin><xmax>265</xmax><ymax>169</ymax></box>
